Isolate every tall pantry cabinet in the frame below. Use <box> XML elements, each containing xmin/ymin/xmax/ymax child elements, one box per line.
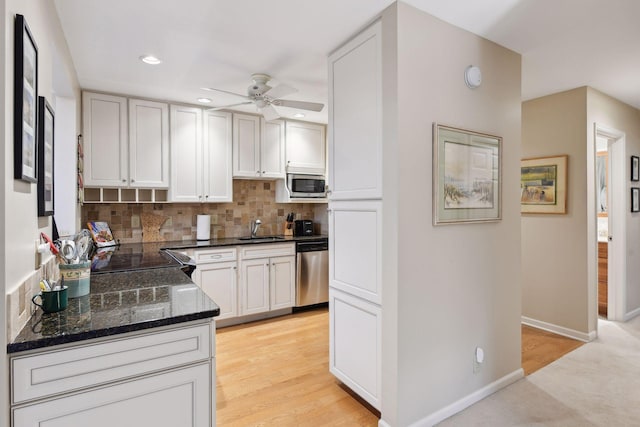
<box><xmin>328</xmin><ymin>21</ymin><xmax>384</xmax><ymax>410</ymax></box>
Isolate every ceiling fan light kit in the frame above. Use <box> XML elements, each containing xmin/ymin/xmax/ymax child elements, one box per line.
<box><xmin>203</xmin><ymin>73</ymin><xmax>324</xmax><ymax>121</ymax></box>
<box><xmin>464</xmin><ymin>65</ymin><xmax>482</xmax><ymax>89</ymax></box>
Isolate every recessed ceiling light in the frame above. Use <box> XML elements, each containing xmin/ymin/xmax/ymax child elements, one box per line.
<box><xmin>197</xmin><ymin>97</ymin><xmax>212</xmax><ymax>103</ymax></box>
<box><xmin>139</xmin><ymin>55</ymin><xmax>162</xmax><ymax>65</ymax></box>
<box><xmin>293</xmin><ymin>113</ymin><xmax>305</xmax><ymax>118</ymax></box>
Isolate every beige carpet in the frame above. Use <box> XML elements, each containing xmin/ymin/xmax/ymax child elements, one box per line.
<box><xmin>438</xmin><ymin>316</ymin><xmax>640</xmax><ymax>426</ymax></box>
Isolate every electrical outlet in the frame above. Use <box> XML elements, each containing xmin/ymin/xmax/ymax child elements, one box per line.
<box><xmin>473</xmin><ymin>347</ymin><xmax>484</xmax><ymax>373</ymax></box>
<box><xmin>131</xmin><ymin>215</ymin><xmax>140</xmax><ymax>228</ymax></box>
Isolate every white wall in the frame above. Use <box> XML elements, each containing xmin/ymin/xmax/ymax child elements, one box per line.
<box><xmin>2</xmin><ymin>1</ymin><xmax>80</xmax><ymax>424</ymax></box>
<box><xmin>389</xmin><ymin>3</ymin><xmax>522</xmax><ymax>425</ymax></box>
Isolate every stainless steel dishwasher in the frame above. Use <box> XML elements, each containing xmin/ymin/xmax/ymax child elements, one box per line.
<box><xmin>295</xmin><ymin>238</ymin><xmax>329</xmax><ymax>307</ymax></box>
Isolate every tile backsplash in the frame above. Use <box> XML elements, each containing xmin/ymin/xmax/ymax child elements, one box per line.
<box><xmin>82</xmin><ymin>180</ymin><xmax>327</xmax><ymax>244</ymax></box>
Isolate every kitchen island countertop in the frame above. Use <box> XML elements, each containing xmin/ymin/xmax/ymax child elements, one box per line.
<box><xmin>8</xmin><ymin>267</ymin><xmax>220</xmax><ymax>353</ymax></box>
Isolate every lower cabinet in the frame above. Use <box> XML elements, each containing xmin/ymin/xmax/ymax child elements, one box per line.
<box><xmin>13</xmin><ymin>363</ymin><xmax>211</xmax><ymax>427</ymax></box>
<box><xmin>329</xmin><ymin>287</ymin><xmax>381</xmax><ymax>410</ymax></box>
<box><xmin>240</xmin><ymin>255</ymin><xmax>295</xmax><ymax>316</ymax></box>
<box><xmin>10</xmin><ymin>321</ymin><xmax>215</xmax><ymax>426</ymax></box>
<box><xmin>190</xmin><ymin>247</ymin><xmax>237</xmax><ymax>321</ymax></box>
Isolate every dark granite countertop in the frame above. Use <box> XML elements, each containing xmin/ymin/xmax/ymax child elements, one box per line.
<box><xmin>159</xmin><ymin>234</ymin><xmax>328</xmax><ymax>250</ymax></box>
<box><xmin>8</xmin><ymin>267</ymin><xmax>220</xmax><ymax>354</ymax></box>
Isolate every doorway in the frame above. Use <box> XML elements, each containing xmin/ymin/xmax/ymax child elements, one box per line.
<box><xmin>594</xmin><ymin>124</ymin><xmax>626</xmax><ymax>322</ymax></box>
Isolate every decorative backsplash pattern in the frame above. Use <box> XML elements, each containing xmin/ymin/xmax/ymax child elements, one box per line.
<box><xmin>81</xmin><ymin>180</ymin><xmax>326</xmax><ymax>244</ymax></box>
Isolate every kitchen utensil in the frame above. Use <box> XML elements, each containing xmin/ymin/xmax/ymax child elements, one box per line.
<box><xmin>59</xmin><ymin>240</ymin><xmax>77</xmax><ymax>262</ymax></box>
<box><xmin>74</xmin><ymin>229</ymin><xmax>92</xmax><ymax>262</ymax></box>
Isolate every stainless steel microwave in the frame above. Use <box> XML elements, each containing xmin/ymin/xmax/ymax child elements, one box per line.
<box><xmin>287</xmin><ymin>174</ymin><xmax>327</xmax><ymax>198</ymax></box>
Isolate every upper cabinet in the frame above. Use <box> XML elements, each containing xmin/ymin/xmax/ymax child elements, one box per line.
<box><xmin>285</xmin><ymin>121</ymin><xmax>326</xmax><ymax>175</ymax></box>
<box><xmin>328</xmin><ymin>21</ymin><xmax>383</xmax><ymax>200</ymax></box>
<box><xmin>82</xmin><ymin>92</ymin><xmax>169</xmax><ymax>189</ymax></box>
<box><xmin>233</xmin><ymin>113</ymin><xmax>285</xmax><ymax>179</ymax></box>
<box><xmin>82</xmin><ymin>92</ymin><xmax>128</xmax><ymax>187</ymax></box>
<box><xmin>170</xmin><ymin>106</ymin><xmax>233</xmax><ymax>203</ymax></box>
<box><xmin>128</xmin><ymin>99</ymin><xmax>169</xmax><ymax>188</ymax></box>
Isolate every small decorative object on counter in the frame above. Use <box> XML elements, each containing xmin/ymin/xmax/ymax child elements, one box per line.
<box><xmin>87</xmin><ymin>221</ymin><xmax>117</xmax><ymax>247</ymax></box>
<box><xmin>284</xmin><ymin>212</ymin><xmax>294</xmax><ymax>236</ymax></box>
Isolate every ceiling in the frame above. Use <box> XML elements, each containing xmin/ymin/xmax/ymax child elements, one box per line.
<box><xmin>53</xmin><ymin>0</ymin><xmax>640</xmax><ymax>124</ymax></box>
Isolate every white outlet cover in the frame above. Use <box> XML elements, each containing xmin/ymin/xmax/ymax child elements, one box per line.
<box><xmin>475</xmin><ymin>347</ymin><xmax>484</xmax><ymax>363</ymax></box>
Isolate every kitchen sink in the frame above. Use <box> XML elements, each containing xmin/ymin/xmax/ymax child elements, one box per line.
<box><xmin>237</xmin><ymin>235</ymin><xmax>286</xmax><ymax>241</ymax></box>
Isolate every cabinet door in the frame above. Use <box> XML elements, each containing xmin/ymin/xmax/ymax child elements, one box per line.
<box><xmin>128</xmin><ymin>99</ymin><xmax>169</xmax><ymax>188</ymax></box>
<box><xmin>240</xmin><ymin>258</ymin><xmax>270</xmax><ymax>315</ymax></box>
<box><xmin>285</xmin><ymin>121</ymin><xmax>326</xmax><ymax>175</ymax></box>
<box><xmin>232</xmin><ymin>113</ymin><xmax>261</xmax><ymax>178</ymax></box>
<box><xmin>270</xmin><ymin>255</ymin><xmax>295</xmax><ymax>310</ymax></box>
<box><xmin>170</xmin><ymin>105</ymin><xmax>203</xmax><ymax>202</ymax></box>
<box><xmin>82</xmin><ymin>92</ymin><xmax>128</xmax><ymax>187</ymax></box>
<box><xmin>12</xmin><ymin>363</ymin><xmax>211</xmax><ymax>427</ymax></box>
<box><xmin>195</xmin><ymin>261</ymin><xmax>238</xmax><ymax>320</ymax></box>
<box><xmin>261</xmin><ymin>118</ymin><xmax>285</xmax><ymax>178</ymax></box>
<box><xmin>203</xmin><ymin>110</ymin><xmax>233</xmax><ymax>202</ymax></box>
<box><xmin>329</xmin><ymin>200</ymin><xmax>382</xmax><ymax>304</ymax></box>
<box><xmin>328</xmin><ymin>21</ymin><xmax>382</xmax><ymax>200</ymax></box>
<box><xmin>329</xmin><ymin>288</ymin><xmax>381</xmax><ymax>410</ymax></box>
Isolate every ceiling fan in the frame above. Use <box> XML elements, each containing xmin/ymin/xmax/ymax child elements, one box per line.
<box><xmin>202</xmin><ymin>73</ymin><xmax>324</xmax><ymax>121</ymax></box>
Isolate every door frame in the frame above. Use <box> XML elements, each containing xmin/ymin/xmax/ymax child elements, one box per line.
<box><xmin>594</xmin><ymin>123</ymin><xmax>626</xmax><ymax>322</ymax></box>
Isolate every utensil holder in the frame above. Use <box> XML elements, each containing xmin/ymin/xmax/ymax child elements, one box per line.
<box><xmin>59</xmin><ymin>261</ymin><xmax>91</xmax><ymax>298</ymax></box>
<box><xmin>283</xmin><ymin>222</ymin><xmax>293</xmax><ymax>236</ymax></box>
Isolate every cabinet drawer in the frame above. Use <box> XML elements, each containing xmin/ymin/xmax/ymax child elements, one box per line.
<box><xmin>240</xmin><ymin>243</ymin><xmax>295</xmax><ymax>260</ymax></box>
<box><xmin>11</xmin><ymin>323</ymin><xmax>212</xmax><ymax>404</ymax></box>
<box><xmin>194</xmin><ymin>247</ymin><xmax>237</xmax><ymax>264</ymax></box>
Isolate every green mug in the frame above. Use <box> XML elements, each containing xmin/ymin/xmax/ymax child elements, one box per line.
<box><xmin>32</xmin><ymin>286</ymin><xmax>68</xmax><ymax>313</ymax></box>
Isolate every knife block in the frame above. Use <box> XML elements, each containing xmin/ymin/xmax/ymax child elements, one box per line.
<box><xmin>283</xmin><ymin>221</ymin><xmax>293</xmax><ymax>237</ymax></box>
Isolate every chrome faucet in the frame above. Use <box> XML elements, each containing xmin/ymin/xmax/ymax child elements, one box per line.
<box><xmin>250</xmin><ymin>219</ymin><xmax>262</xmax><ymax>238</ymax></box>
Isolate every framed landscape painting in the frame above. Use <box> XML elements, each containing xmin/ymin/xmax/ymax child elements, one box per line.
<box><xmin>433</xmin><ymin>124</ymin><xmax>502</xmax><ymax>225</ymax></box>
<box><xmin>521</xmin><ymin>155</ymin><xmax>568</xmax><ymax>214</ymax></box>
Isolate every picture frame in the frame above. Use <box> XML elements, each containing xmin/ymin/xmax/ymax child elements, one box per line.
<box><xmin>14</xmin><ymin>14</ymin><xmax>38</xmax><ymax>183</ymax></box>
<box><xmin>632</xmin><ymin>188</ymin><xmax>640</xmax><ymax>213</ymax></box>
<box><xmin>631</xmin><ymin>156</ymin><xmax>639</xmax><ymax>181</ymax></box>
<box><xmin>433</xmin><ymin>124</ymin><xmax>501</xmax><ymax>225</ymax></box>
<box><xmin>521</xmin><ymin>155</ymin><xmax>568</xmax><ymax>214</ymax></box>
<box><xmin>37</xmin><ymin>97</ymin><xmax>54</xmax><ymax>216</ymax></box>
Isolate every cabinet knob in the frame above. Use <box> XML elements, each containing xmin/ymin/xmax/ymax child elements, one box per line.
<box><xmin>130</xmin><ymin>179</ymin><xmax>135</xmax><ymax>183</ymax></box>
<box><xmin>205</xmin><ymin>195</ymin><xmax>209</xmax><ymax>199</ymax></box>
<box><xmin>262</xmin><ymin>171</ymin><xmax>265</xmax><ymax>174</ymax></box>
<box><xmin>122</xmin><ymin>179</ymin><xmax>126</xmax><ymax>183</ymax></box>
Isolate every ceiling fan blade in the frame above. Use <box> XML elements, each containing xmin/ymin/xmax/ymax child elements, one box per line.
<box><xmin>273</xmin><ymin>99</ymin><xmax>324</xmax><ymax>112</ymax></box>
<box><xmin>207</xmin><ymin>101</ymin><xmax>253</xmax><ymax>111</ymax></box>
<box><xmin>201</xmin><ymin>87</ymin><xmax>249</xmax><ymax>99</ymax></box>
<box><xmin>263</xmin><ymin>83</ymin><xmax>297</xmax><ymax>100</ymax></box>
<box><xmin>261</xmin><ymin>104</ymin><xmax>280</xmax><ymax>122</ymax></box>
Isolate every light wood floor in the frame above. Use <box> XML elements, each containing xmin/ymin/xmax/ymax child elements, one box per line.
<box><xmin>521</xmin><ymin>324</ymin><xmax>584</xmax><ymax>375</ymax></box>
<box><xmin>216</xmin><ymin>308</ymin><xmax>584</xmax><ymax>426</ymax></box>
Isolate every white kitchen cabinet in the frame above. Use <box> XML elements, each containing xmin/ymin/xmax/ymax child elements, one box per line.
<box><xmin>328</xmin><ymin>21</ymin><xmax>382</xmax><ymax>200</ymax></box>
<box><xmin>82</xmin><ymin>92</ymin><xmax>170</xmax><ymax>189</ymax></box>
<box><xmin>329</xmin><ymin>288</ymin><xmax>381</xmax><ymax>410</ymax></box>
<box><xmin>327</xmin><ymin>20</ymin><xmax>384</xmax><ymax>412</ymax></box>
<box><xmin>239</xmin><ymin>243</ymin><xmax>296</xmax><ymax>316</ymax></box>
<box><xmin>285</xmin><ymin>121</ymin><xmax>326</xmax><ymax>175</ymax></box>
<box><xmin>13</xmin><ymin>364</ymin><xmax>211</xmax><ymax>427</ymax></box>
<box><xmin>170</xmin><ymin>106</ymin><xmax>233</xmax><ymax>202</ymax></box>
<box><xmin>233</xmin><ymin>113</ymin><xmax>285</xmax><ymax>178</ymax></box>
<box><xmin>204</xmin><ymin>110</ymin><xmax>234</xmax><ymax>201</ymax></box>
<box><xmin>10</xmin><ymin>322</ymin><xmax>215</xmax><ymax>426</ymax></box>
<box><xmin>128</xmin><ymin>98</ymin><xmax>170</xmax><ymax>188</ymax></box>
<box><xmin>82</xmin><ymin>92</ymin><xmax>128</xmax><ymax>187</ymax></box>
<box><xmin>192</xmin><ymin>247</ymin><xmax>238</xmax><ymax>321</ymax></box>
<box><xmin>329</xmin><ymin>200</ymin><xmax>382</xmax><ymax>304</ymax></box>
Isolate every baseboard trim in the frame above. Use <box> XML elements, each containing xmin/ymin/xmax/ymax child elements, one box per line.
<box><xmin>408</xmin><ymin>369</ymin><xmax>524</xmax><ymax>427</ymax></box>
<box><xmin>521</xmin><ymin>316</ymin><xmax>595</xmax><ymax>342</ymax></box>
<box><xmin>378</xmin><ymin>420</ymin><xmax>392</xmax><ymax>427</ymax></box>
<box><xmin>624</xmin><ymin>307</ymin><xmax>640</xmax><ymax>321</ymax></box>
